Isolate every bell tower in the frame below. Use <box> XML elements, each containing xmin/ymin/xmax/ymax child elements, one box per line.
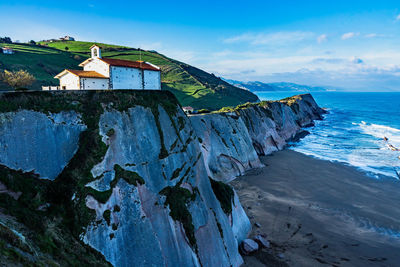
<box><xmin>90</xmin><ymin>44</ymin><xmax>101</xmax><ymax>59</ymax></box>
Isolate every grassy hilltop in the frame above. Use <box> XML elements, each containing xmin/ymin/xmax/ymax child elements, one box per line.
<box><xmin>0</xmin><ymin>41</ymin><xmax>258</xmax><ymax>110</ymax></box>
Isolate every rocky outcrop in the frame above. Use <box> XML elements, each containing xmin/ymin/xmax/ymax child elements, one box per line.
<box><xmin>237</xmin><ymin>94</ymin><xmax>325</xmax><ymax>156</ymax></box>
<box><xmin>83</xmin><ymin>105</ymin><xmax>243</xmax><ymax>267</ymax></box>
<box><xmin>0</xmin><ymin>91</ymin><xmax>248</xmax><ymax>267</ymax></box>
<box><xmin>190</xmin><ymin>94</ymin><xmax>325</xmax><ymax>181</ymax></box>
<box><xmin>0</xmin><ymin>91</ymin><xmax>324</xmax><ymax>267</ymax></box>
<box><xmin>190</xmin><ymin>113</ymin><xmax>263</xmax><ymax>182</ymax></box>
<box><xmin>240</xmin><ymin>239</ymin><xmax>259</xmax><ymax>255</ymax></box>
<box><xmin>0</xmin><ymin>110</ymin><xmax>86</xmax><ymax>180</ymax></box>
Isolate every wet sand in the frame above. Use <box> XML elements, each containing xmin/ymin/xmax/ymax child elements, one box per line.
<box><xmin>231</xmin><ymin>150</ymin><xmax>400</xmax><ymax>266</ymax></box>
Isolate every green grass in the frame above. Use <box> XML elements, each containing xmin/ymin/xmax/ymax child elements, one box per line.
<box><xmin>0</xmin><ymin>41</ymin><xmax>258</xmax><ymax>110</ymax></box>
<box><xmin>0</xmin><ymin>43</ymin><xmax>81</xmax><ymax>87</ymax></box>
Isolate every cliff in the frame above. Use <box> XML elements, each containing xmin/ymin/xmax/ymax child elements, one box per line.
<box><xmin>190</xmin><ymin>113</ymin><xmax>263</xmax><ymax>182</ymax></box>
<box><xmin>0</xmin><ymin>91</ymin><xmax>249</xmax><ymax>266</ymax></box>
<box><xmin>190</xmin><ymin>94</ymin><xmax>325</xmax><ymax>182</ymax></box>
<box><xmin>0</xmin><ymin>91</ymin><xmax>324</xmax><ymax>266</ymax></box>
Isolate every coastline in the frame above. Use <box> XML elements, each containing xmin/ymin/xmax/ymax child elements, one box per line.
<box><xmin>231</xmin><ymin>150</ymin><xmax>400</xmax><ymax>266</ymax></box>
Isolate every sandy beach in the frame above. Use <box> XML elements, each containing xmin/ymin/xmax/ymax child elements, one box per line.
<box><xmin>231</xmin><ymin>150</ymin><xmax>400</xmax><ymax>267</ymax></box>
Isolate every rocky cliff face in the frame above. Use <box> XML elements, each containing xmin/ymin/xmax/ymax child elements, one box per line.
<box><xmin>0</xmin><ymin>91</ymin><xmax>249</xmax><ymax>267</ymax></box>
<box><xmin>238</xmin><ymin>94</ymin><xmax>324</xmax><ymax>156</ymax></box>
<box><xmin>0</xmin><ymin>91</ymin><xmax>323</xmax><ymax>266</ymax></box>
<box><xmin>190</xmin><ymin>113</ymin><xmax>263</xmax><ymax>182</ymax></box>
<box><xmin>0</xmin><ymin>110</ymin><xmax>86</xmax><ymax>180</ymax></box>
<box><xmin>189</xmin><ymin>94</ymin><xmax>325</xmax><ymax>182</ymax></box>
<box><xmin>83</xmin><ymin>105</ymin><xmax>244</xmax><ymax>267</ymax></box>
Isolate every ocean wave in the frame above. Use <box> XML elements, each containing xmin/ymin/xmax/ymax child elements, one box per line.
<box><xmin>291</xmin><ymin>145</ymin><xmax>400</xmax><ymax>179</ymax></box>
<box><xmin>284</xmin><ymin>93</ymin><xmax>400</xmax><ymax>179</ymax></box>
<box><xmin>357</xmin><ymin>122</ymin><xmax>400</xmax><ymax>148</ymax></box>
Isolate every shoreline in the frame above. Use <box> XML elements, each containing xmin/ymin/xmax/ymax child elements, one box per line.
<box><xmin>231</xmin><ymin>149</ymin><xmax>400</xmax><ymax>266</ymax></box>
<box><xmin>288</xmin><ymin>147</ymin><xmax>398</xmax><ymax>181</ymax></box>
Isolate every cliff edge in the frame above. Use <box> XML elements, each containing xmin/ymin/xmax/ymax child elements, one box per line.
<box><xmin>0</xmin><ymin>91</ymin><xmax>324</xmax><ymax>266</ymax></box>
<box><xmin>191</xmin><ymin>94</ymin><xmax>325</xmax><ymax>182</ymax></box>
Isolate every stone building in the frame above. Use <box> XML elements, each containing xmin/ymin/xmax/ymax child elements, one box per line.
<box><xmin>53</xmin><ymin>45</ymin><xmax>161</xmax><ymax>90</ymax></box>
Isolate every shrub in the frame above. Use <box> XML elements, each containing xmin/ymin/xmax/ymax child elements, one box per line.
<box><xmin>0</xmin><ymin>37</ymin><xmax>12</xmax><ymax>43</ymax></box>
<box><xmin>1</xmin><ymin>70</ymin><xmax>35</xmax><ymax>90</ymax></box>
<box><xmin>197</xmin><ymin>109</ymin><xmax>210</xmax><ymax>114</ymax></box>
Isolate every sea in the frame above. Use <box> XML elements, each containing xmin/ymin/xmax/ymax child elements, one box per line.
<box><xmin>255</xmin><ymin>91</ymin><xmax>400</xmax><ymax>179</ymax></box>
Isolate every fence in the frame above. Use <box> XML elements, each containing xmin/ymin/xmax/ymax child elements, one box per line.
<box><xmin>42</xmin><ymin>86</ymin><xmax>60</xmax><ymax>91</ymax></box>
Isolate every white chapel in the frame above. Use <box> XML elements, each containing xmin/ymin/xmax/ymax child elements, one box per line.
<box><xmin>53</xmin><ymin>45</ymin><xmax>161</xmax><ymax>90</ymax></box>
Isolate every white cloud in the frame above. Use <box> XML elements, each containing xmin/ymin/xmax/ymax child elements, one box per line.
<box><xmin>364</xmin><ymin>33</ymin><xmax>387</xmax><ymax>38</ymax></box>
<box><xmin>312</xmin><ymin>58</ymin><xmax>344</xmax><ymax>64</ymax></box>
<box><xmin>199</xmin><ymin>48</ymin><xmax>400</xmax><ymax>91</ymax></box>
<box><xmin>224</xmin><ymin>31</ymin><xmax>314</xmax><ymax>45</ymax></box>
<box><xmin>317</xmin><ymin>34</ymin><xmax>328</xmax><ymax>43</ymax></box>
<box><xmin>396</xmin><ymin>14</ymin><xmax>400</xmax><ymax>21</ymax></box>
<box><xmin>365</xmin><ymin>33</ymin><xmax>377</xmax><ymax>38</ymax></box>
<box><xmin>341</xmin><ymin>32</ymin><xmax>359</xmax><ymax>40</ymax></box>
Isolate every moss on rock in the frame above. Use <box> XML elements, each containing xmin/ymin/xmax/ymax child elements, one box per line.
<box><xmin>103</xmin><ymin>210</ymin><xmax>111</xmax><ymax>226</ymax></box>
<box><xmin>209</xmin><ymin>177</ymin><xmax>234</xmax><ymax>215</ymax></box>
<box><xmin>0</xmin><ymin>90</ymin><xmax>180</xmax><ymax>266</ymax></box>
<box><xmin>160</xmin><ymin>185</ymin><xmax>197</xmax><ymax>249</ymax></box>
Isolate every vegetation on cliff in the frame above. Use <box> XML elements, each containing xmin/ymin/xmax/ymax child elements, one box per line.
<box><xmin>160</xmin><ymin>185</ymin><xmax>197</xmax><ymax>249</ymax></box>
<box><xmin>0</xmin><ymin>90</ymin><xmax>180</xmax><ymax>265</ymax></box>
<box><xmin>209</xmin><ymin>177</ymin><xmax>235</xmax><ymax>215</ymax></box>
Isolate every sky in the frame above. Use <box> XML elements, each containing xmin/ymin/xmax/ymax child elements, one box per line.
<box><xmin>1</xmin><ymin>0</ymin><xmax>400</xmax><ymax>90</ymax></box>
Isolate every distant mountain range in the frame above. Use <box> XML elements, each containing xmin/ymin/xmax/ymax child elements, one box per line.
<box><xmin>224</xmin><ymin>79</ymin><xmax>328</xmax><ymax>92</ymax></box>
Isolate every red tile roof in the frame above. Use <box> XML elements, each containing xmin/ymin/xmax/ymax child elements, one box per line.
<box><xmin>99</xmin><ymin>58</ymin><xmax>160</xmax><ymax>71</ymax></box>
<box><xmin>66</xmin><ymin>70</ymin><xmax>108</xmax><ymax>78</ymax></box>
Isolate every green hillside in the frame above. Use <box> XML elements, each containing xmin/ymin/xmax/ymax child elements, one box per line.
<box><xmin>0</xmin><ymin>41</ymin><xmax>258</xmax><ymax>110</ymax></box>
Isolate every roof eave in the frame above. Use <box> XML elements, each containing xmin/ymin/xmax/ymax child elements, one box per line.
<box><xmin>54</xmin><ymin>70</ymin><xmax>70</xmax><ymax>79</ymax></box>
<box><xmin>79</xmin><ymin>58</ymin><xmax>94</xmax><ymax>67</ymax></box>
<box><xmin>89</xmin><ymin>44</ymin><xmax>100</xmax><ymax>49</ymax></box>
<box><xmin>145</xmin><ymin>61</ymin><xmax>161</xmax><ymax>70</ymax></box>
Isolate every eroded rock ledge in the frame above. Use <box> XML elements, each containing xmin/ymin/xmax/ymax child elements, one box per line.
<box><xmin>0</xmin><ymin>91</ymin><xmax>324</xmax><ymax>267</ymax></box>
<box><xmin>190</xmin><ymin>94</ymin><xmax>326</xmax><ymax>182</ymax></box>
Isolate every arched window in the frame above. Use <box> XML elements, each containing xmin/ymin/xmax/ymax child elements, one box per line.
<box><xmin>93</xmin><ymin>48</ymin><xmax>98</xmax><ymax>57</ymax></box>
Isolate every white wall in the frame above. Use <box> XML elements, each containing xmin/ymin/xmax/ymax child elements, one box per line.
<box><xmin>144</xmin><ymin>70</ymin><xmax>161</xmax><ymax>90</ymax></box>
<box><xmin>111</xmin><ymin>66</ymin><xmax>143</xmax><ymax>89</ymax></box>
<box><xmin>84</xmin><ymin>59</ymin><xmax>110</xmax><ymax>77</ymax></box>
<box><xmin>59</xmin><ymin>73</ymin><xmax>80</xmax><ymax>90</ymax></box>
<box><xmin>81</xmin><ymin>78</ymin><xmax>109</xmax><ymax>90</ymax></box>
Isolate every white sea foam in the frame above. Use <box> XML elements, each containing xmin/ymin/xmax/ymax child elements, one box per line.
<box><xmin>259</xmin><ymin>92</ymin><xmax>400</xmax><ymax>179</ymax></box>
<box><xmin>358</xmin><ymin>122</ymin><xmax>400</xmax><ymax>148</ymax></box>
<box><xmin>291</xmin><ymin>118</ymin><xmax>400</xmax><ymax>179</ymax></box>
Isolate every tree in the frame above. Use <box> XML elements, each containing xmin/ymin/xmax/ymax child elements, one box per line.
<box><xmin>65</xmin><ymin>46</ymin><xmax>69</xmax><ymax>51</ymax></box>
<box><xmin>29</xmin><ymin>40</ymin><xmax>36</xmax><ymax>45</ymax></box>
<box><xmin>1</xmin><ymin>70</ymin><xmax>36</xmax><ymax>90</ymax></box>
<box><xmin>0</xmin><ymin>37</ymin><xmax>12</xmax><ymax>43</ymax></box>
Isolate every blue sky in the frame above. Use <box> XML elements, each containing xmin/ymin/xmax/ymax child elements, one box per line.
<box><xmin>1</xmin><ymin>0</ymin><xmax>400</xmax><ymax>90</ymax></box>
